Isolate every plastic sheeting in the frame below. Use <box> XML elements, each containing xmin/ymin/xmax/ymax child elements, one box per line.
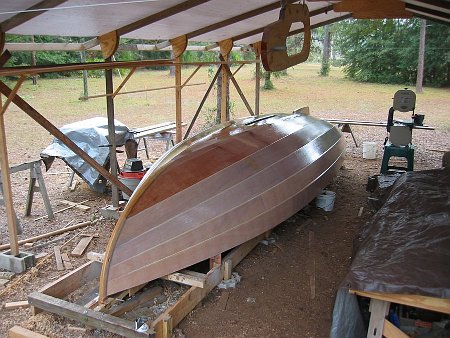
<box><xmin>41</xmin><ymin>117</ymin><xmax>133</xmax><ymax>193</ymax></box>
<box><xmin>347</xmin><ymin>167</ymin><xmax>450</xmax><ymax>298</ymax></box>
<box><xmin>331</xmin><ymin>168</ymin><xmax>450</xmax><ymax>337</ymax></box>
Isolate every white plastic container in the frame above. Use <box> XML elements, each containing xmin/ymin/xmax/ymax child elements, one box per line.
<box><xmin>315</xmin><ymin>190</ymin><xmax>336</xmax><ymax>212</ymax></box>
<box><xmin>119</xmin><ymin>177</ymin><xmax>141</xmax><ymax>200</ymax></box>
<box><xmin>362</xmin><ymin>141</ymin><xmax>377</xmax><ymax>159</ymax></box>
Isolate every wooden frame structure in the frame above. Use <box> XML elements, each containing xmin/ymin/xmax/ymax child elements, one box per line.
<box><xmin>350</xmin><ymin>289</ymin><xmax>450</xmax><ymax>338</ymax></box>
<box><xmin>28</xmin><ymin>233</ymin><xmax>267</xmax><ymax>338</ymax></box>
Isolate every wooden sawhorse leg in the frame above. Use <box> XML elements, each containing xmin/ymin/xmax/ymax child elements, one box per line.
<box><xmin>25</xmin><ymin>161</ymin><xmax>54</xmax><ymax>220</ymax></box>
<box><xmin>339</xmin><ymin>123</ymin><xmax>358</xmax><ymax>147</ymax></box>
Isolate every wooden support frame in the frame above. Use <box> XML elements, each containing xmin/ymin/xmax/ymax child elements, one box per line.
<box><xmin>253</xmin><ymin>42</ymin><xmax>261</xmax><ymax>116</ymax></box>
<box><xmin>350</xmin><ymin>289</ymin><xmax>450</xmax><ymax>338</ymax></box>
<box><xmin>219</xmin><ymin>55</ymin><xmax>255</xmax><ymax>116</ymax></box>
<box><xmin>150</xmin><ymin>233</ymin><xmax>266</xmax><ymax>337</ymax></box>
<box><xmin>27</xmin><ymin>233</ymin><xmax>266</xmax><ymax>338</ymax></box>
<box><xmin>0</xmin><ymin>80</ymin><xmax>133</xmax><ymax>197</ymax></box>
<box><xmin>184</xmin><ymin>65</ymin><xmax>222</xmax><ymax>140</ymax></box>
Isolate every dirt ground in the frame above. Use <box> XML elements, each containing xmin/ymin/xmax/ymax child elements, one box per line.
<box><xmin>0</xmin><ymin>123</ymin><xmax>446</xmax><ymax>337</ymax></box>
<box><xmin>0</xmin><ymin>65</ymin><xmax>448</xmax><ymax>337</ymax></box>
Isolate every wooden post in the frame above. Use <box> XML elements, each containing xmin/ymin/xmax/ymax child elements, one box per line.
<box><xmin>105</xmin><ymin>58</ymin><xmax>119</xmax><ymax>207</ymax></box>
<box><xmin>175</xmin><ymin>57</ymin><xmax>182</xmax><ymax>144</ymax></box>
<box><xmin>0</xmin><ymin>95</ymin><xmax>19</xmax><ymax>256</ymax></box>
<box><xmin>31</xmin><ymin>36</ymin><xmax>37</xmax><ymax>85</ymax></box>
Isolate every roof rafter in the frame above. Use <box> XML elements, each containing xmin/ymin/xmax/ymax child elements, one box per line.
<box><xmin>232</xmin><ymin>5</ymin><xmax>334</xmax><ymax>44</ymax></box>
<box><xmin>405</xmin><ymin>3</ymin><xmax>450</xmax><ymax>22</ymax></box>
<box><xmin>83</xmin><ymin>0</ymin><xmax>212</xmax><ymax>50</ymax></box>
<box><xmin>0</xmin><ymin>0</ymin><xmax>68</xmax><ymax>33</ymax></box>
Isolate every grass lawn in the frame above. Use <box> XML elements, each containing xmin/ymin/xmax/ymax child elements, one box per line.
<box><xmin>2</xmin><ymin>63</ymin><xmax>449</xmax><ymax>164</ymax></box>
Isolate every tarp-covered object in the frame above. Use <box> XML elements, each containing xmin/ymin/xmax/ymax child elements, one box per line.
<box><xmin>347</xmin><ymin>167</ymin><xmax>450</xmax><ymax>298</ymax></box>
<box><xmin>41</xmin><ymin>117</ymin><xmax>133</xmax><ymax>193</ymax></box>
<box><xmin>331</xmin><ymin>168</ymin><xmax>450</xmax><ymax>338</ymax></box>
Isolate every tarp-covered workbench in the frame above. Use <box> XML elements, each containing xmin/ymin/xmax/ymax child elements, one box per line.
<box><xmin>331</xmin><ymin>168</ymin><xmax>450</xmax><ymax>338</ymax></box>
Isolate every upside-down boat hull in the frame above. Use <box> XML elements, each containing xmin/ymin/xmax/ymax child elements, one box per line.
<box><xmin>99</xmin><ymin>114</ymin><xmax>345</xmax><ymax>299</ymax></box>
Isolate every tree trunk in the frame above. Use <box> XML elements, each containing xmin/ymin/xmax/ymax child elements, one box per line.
<box><xmin>263</xmin><ymin>71</ymin><xmax>273</xmax><ymax>90</ymax></box>
<box><xmin>416</xmin><ymin>19</ymin><xmax>426</xmax><ymax>93</ymax></box>
<box><xmin>320</xmin><ymin>25</ymin><xmax>331</xmax><ymax>76</ymax></box>
<box><xmin>31</xmin><ymin>36</ymin><xmax>37</xmax><ymax>85</ymax></box>
<box><xmin>169</xmin><ymin>50</ymin><xmax>176</xmax><ymax>77</ymax></box>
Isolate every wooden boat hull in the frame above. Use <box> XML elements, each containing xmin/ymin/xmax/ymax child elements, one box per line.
<box><xmin>99</xmin><ymin>114</ymin><xmax>345</xmax><ymax>299</ymax></box>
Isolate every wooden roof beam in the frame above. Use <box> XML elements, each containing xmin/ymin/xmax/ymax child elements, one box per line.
<box><xmin>405</xmin><ymin>3</ymin><xmax>450</xmax><ymax>22</ymax></box>
<box><xmin>82</xmin><ymin>0</ymin><xmax>211</xmax><ymax>51</ymax></box>
<box><xmin>0</xmin><ymin>0</ymin><xmax>68</xmax><ymax>32</ymax></box>
<box><xmin>231</xmin><ymin>5</ymin><xmax>334</xmax><ymax>44</ymax></box>
<box><xmin>334</xmin><ymin>0</ymin><xmax>412</xmax><ymax>18</ymax></box>
<box><xmin>155</xmin><ymin>0</ymin><xmax>299</xmax><ymax>53</ymax></box>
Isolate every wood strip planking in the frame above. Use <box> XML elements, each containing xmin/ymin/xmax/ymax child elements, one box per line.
<box><xmin>100</xmin><ymin>115</ymin><xmax>344</xmax><ymax>297</ymax></box>
<box><xmin>110</xmin><ymin>149</ymin><xmax>344</xmax><ymax>287</ymax></box>
<box><xmin>106</xmin><ymin>142</ymin><xmax>344</xmax><ymax>294</ymax></box>
<box><xmin>112</xmin><ymin>127</ymin><xmax>341</xmax><ymax>264</ymax></box>
<box><xmin>71</xmin><ymin>236</ymin><xmax>93</xmax><ymax>257</ymax></box>
<box><xmin>54</xmin><ymin>246</ymin><xmax>64</xmax><ymax>271</ymax></box>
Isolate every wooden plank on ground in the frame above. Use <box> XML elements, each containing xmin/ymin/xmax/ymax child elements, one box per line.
<box><xmin>71</xmin><ymin>236</ymin><xmax>93</xmax><ymax>257</ymax></box>
<box><xmin>59</xmin><ymin>200</ymin><xmax>90</xmax><ymax>211</ymax></box>
<box><xmin>61</xmin><ymin>253</ymin><xmax>73</xmax><ymax>270</ymax></box>
<box><xmin>107</xmin><ymin>286</ymin><xmax>163</xmax><ymax>316</ymax></box>
<box><xmin>8</xmin><ymin>325</ymin><xmax>48</xmax><ymax>338</ymax></box>
<box><xmin>54</xmin><ymin>246</ymin><xmax>64</xmax><ymax>271</ymax></box>
<box><xmin>162</xmin><ymin>272</ymin><xmax>205</xmax><ymax>288</ymax></box>
<box><xmin>4</xmin><ymin>300</ymin><xmax>29</xmax><ymax>310</ymax></box>
<box><xmin>28</xmin><ymin>292</ymin><xmax>154</xmax><ymax>338</ymax></box>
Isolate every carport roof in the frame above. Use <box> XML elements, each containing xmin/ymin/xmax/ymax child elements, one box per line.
<box><xmin>0</xmin><ymin>0</ymin><xmax>448</xmax><ymax>49</ymax></box>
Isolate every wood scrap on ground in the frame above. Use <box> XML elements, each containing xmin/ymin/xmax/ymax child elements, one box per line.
<box><xmin>0</xmin><ymin>221</ymin><xmax>92</xmax><ymax>251</ymax></box>
<box><xmin>34</xmin><ymin>199</ymin><xmax>89</xmax><ymax>221</ymax></box>
<box><xmin>59</xmin><ymin>200</ymin><xmax>90</xmax><ymax>211</ymax></box>
<box><xmin>71</xmin><ymin>236</ymin><xmax>94</xmax><ymax>257</ymax></box>
<box><xmin>53</xmin><ymin>246</ymin><xmax>64</xmax><ymax>271</ymax></box>
<box><xmin>4</xmin><ymin>300</ymin><xmax>29</xmax><ymax>310</ymax></box>
<box><xmin>60</xmin><ymin>253</ymin><xmax>73</xmax><ymax>270</ymax></box>
<box><xmin>8</xmin><ymin>325</ymin><xmax>49</xmax><ymax>338</ymax></box>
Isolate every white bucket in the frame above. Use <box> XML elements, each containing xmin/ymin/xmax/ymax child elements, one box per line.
<box><xmin>315</xmin><ymin>190</ymin><xmax>336</xmax><ymax>212</ymax></box>
<box><xmin>362</xmin><ymin>142</ymin><xmax>377</xmax><ymax>159</ymax></box>
<box><xmin>119</xmin><ymin>177</ymin><xmax>141</xmax><ymax>200</ymax></box>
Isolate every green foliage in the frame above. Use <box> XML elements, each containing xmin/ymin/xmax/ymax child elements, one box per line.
<box><xmin>334</xmin><ymin>19</ymin><xmax>449</xmax><ymax>87</ymax></box>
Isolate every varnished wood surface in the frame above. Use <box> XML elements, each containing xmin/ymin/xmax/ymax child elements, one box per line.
<box><xmin>99</xmin><ymin>114</ymin><xmax>344</xmax><ymax>299</ymax></box>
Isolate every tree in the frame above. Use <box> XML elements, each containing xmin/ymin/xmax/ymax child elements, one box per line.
<box><xmin>416</xmin><ymin>19</ymin><xmax>426</xmax><ymax>93</ymax></box>
<box><xmin>334</xmin><ymin>19</ymin><xmax>449</xmax><ymax>87</ymax></box>
<box><xmin>320</xmin><ymin>25</ymin><xmax>331</xmax><ymax>76</ymax></box>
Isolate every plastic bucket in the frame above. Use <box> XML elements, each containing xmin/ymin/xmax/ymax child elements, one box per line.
<box><xmin>119</xmin><ymin>172</ymin><xmax>145</xmax><ymax>200</ymax></box>
<box><xmin>315</xmin><ymin>190</ymin><xmax>336</xmax><ymax>212</ymax></box>
<box><xmin>362</xmin><ymin>142</ymin><xmax>377</xmax><ymax>159</ymax></box>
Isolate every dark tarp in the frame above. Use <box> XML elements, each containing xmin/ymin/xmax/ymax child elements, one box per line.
<box><xmin>331</xmin><ymin>168</ymin><xmax>450</xmax><ymax>338</ymax></box>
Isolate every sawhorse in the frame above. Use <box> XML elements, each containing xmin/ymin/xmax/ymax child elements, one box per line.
<box><xmin>0</xmin><ymin>160</ymin><xmax>54</xmax><ymax>223</ymax></box>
